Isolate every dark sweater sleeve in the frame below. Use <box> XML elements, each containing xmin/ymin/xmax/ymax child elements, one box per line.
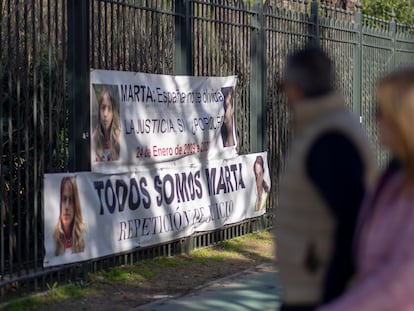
<box><xmin>306</xmin><ymin>131</ymin><xmax>366</xmax><ymax>304</ymax></box>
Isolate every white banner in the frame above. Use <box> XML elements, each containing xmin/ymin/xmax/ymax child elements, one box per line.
<box><xmin>43</xmin><ymin>152</ymin><xmax>271</xmax><ymax>267</ymax></box>
<box><xmin>90</xmin><ymin>70</ymin><xmax>238</xmax><ymax>174</ymax></box>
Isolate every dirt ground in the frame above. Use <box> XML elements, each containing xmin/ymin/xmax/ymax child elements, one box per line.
<box><xmin>37</xmin><ymin>235</ymin><xmax>275</xmax><ymax>311</ymax></box>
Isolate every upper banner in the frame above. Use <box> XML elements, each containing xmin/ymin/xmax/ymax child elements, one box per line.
<box><xmin>43</xmin><ymin>152</ymin><xmax>271</xmax><ymax>267</ymax></box>
<box><xmin>90</xmin><ymin>70</ymin><xmax>238</xmax><ymax>173</ymax></box>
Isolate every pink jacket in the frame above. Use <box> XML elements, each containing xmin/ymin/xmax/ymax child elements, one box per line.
<box><xmin>318</xmin><ymin>170</ymin><xmax>414</xmax><ymax>311</ymax></box>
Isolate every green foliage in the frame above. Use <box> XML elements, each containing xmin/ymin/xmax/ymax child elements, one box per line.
<box><xmin>2</xmin><ymin>282</ymin><xmax>88</xmax><ymax>311</ymax></box>
<box><xmin>57</xmin><ymin>282</ymin><xmax>88</xmax><ymax>300</ymax></box>
<box><xmin>46</xmin><ymin>282</ymin><xmax>59</xmax><ymax>297</ymax></box>
<box><xmin>45</xmin><ymin>281</ymin><xmax>88</xmax><ymax>301</ymax></box>
<box><xmin>97</xmin><ymin>259</ymin><xmax>180</xmax><ymax>283</ymax></box>
<box><xmin>98</xmin><ymin>266</ymin><xmax>148</xmax><ymax>282</ymax></box>
<box><xmin>362</xmin><ymin>0</ymin><xmax>414</xmax><ymax>25</ymax></box>
<box><xmin>191</xmin><ymin>248</ymin><xmax>232</xmax><ymax>263</ymax></box>
<box><xmin>0</xmin><ymin>297</ymin><xmax>43</xmax><ymax>311</ymax></box>
<box><xmin>150</xmin><ymin>257</ymin><xmax>182</xmax><ymax>268</ymax></box>
<box><xmin>234</xmin><ymin>231</ymin><xmax>272</xmax><ymax>242</ymax></box>
<box><xmin>128</xmin><ymin>263</ymin><xmax>155</xmax><ymax>279</ymax></box>
<box><xmin>2</xmin><ymin>297</ymin><xmax>43</xmax><ymax>311</ymax></box>
<box><xmin>219</xmin><ymin>240</ymin><xmax>245</xmax><ymax>253</ymax></box>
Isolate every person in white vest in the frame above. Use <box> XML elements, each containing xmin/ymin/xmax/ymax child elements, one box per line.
<box><xmin>275</xmin><ymin>47</ymin><xmax>377</xmax><ymax>311</ymax></box>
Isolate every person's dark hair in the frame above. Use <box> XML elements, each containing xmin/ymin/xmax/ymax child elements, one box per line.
<box><xmin>283</xmin><ymin>46</ymin><xmax>334</xmax><ymax>98</ymax></box>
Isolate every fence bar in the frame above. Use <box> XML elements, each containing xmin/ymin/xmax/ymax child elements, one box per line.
<box><xmin>250</xmin><ymin>0</ymin><xmax>266</xmax><ymax>152</ymax></box>
<box><xmin>390</xmin><ymin>9</ymin><xmax>396</xmax><ymax>69</ymax></box>
<box><xmin>67</xmin><ymin>0</ymin><xmax>90</xmax><ymax>172</ymax></box>
<box><xmin>310</xmin><ymin>0</ymin><xmax>320</xmax><ymax>46</ymax></box>
<box><xmin>353</xmin><ymin>2</ymin><xmax>362</xmax><ymax>120</ymax></box>
<box><xmin>174</xmin><ymin>0</ymin><xmax>193</xmax><ymax>75</ymax></box>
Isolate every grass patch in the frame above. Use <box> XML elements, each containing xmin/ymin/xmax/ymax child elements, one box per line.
<box><xmin>99</xmin><ymin>267</ymin><xmax>132</xmax><ymax>282</ymax></box>
<box><xmin>97</xmin><ymin>265</ymin><xmax>151</xmax><ymax>283</ymax></box>
<box><xmin>57</xmin><ymin>283</ymin><xmax>89</xmax><ymax>300</ymax></box>
<box><xmin>236</xmin><ymin>231</ymin><xmax>273</xmax><ymax>243</ymax></box>
<box><xmin>2</xmin><ymin>297</ymin><xmax>44</xmax><ymax>311</ymax></box>
<box><xmin>128</xmin><ymin>264</ymin><xmax>155</xmax><ymax>279</ymax></box>
<box><xmin>1</xmin><ymin>282</ymin><xmax>90</xmax><ymax>311</ymax></box>
<box><xmin>1</xmin><ymin>230</ymin><xmax>274</xmax><ymax>310</ymax></box>
<box><xmin>191</xmin><ymin>240</ymin><xmax>244</xmax><ymax>263</ymax></box>
<box><xmin>95</xmin><ymin>257</ymin><xmax>189</xmax><ymax>284</ymax></box>
<box><xmin>150</xmin><ymin>257</ymin><xmax>183</xmax><ymax>268</ymax></box>
<box><xmin>46</xmin><ymin>282</ymin><xmax>90</xmax><ymax>301</ymax></box>
<box><xmin>219</xmin><ymin>240</ymin><xmax>245</xmax><ymax>253</ymax></box>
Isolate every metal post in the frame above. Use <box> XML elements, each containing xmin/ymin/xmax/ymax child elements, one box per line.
<box><xmin>310</xmin><ymin>0</ymin><xmax>320</xmax><ymax>47</ymax></box>
<box><xmin>174</xmin><ymin>0</ymin><xmax>193</xmax><ymax>75</ymax></box>
<box><xmin>250</xmin><ymin>0</ymin><xmax>266</xmax><ymax>153</ymax></box>
<box><xmin>67</xmin><ymin>0</ymin><xmax>90</xmax><ymax>172</ymax></box>
<box><xmin>390</xmin><ymin>8</ymin><xmax>396</xmax><ymax>69</ymax></box>
<box><xmin>353</xmin><ymin>1</ymin><xmax>363</xmax><ymax>120</ymax></box>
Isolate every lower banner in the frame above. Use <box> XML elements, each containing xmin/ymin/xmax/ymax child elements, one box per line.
<box><xmin>43</xmin><ymin>152</ymin><xmax>271</xmax><ymax>267</ymax></box>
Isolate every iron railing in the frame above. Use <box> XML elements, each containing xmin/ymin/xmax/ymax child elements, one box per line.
<box><xmin>1</xmin><ymin>0</ymin><xmax>413</xmax><ymax>299</ymax></box>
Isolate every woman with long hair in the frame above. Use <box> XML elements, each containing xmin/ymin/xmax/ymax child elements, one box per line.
<box><xmin>221</xmin><ymin>88</ymin><xmax>236</xmax><ymax>147</ymax></box>
<box><xmin>53</xmin><ymin>176</ymin><xmax>85</xmax><ymax>256</ymax></box>
<box><xmin>318</xmin><ymin>68</ymin><xmax>414</xmax><ymax>311</ymax></box>
<box><xmin>253</xmin><ymin>155</ymin><xmax>270</xmax><ymax>211</ymax></box>
<box><xmin>92</xmin><ymin>86</ymin><xmax>121</xmax><ymax>161</ymax></box>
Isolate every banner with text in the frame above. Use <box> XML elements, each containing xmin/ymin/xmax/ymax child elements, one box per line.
<box><xmin>90</xmin><ymin>70</ymin><xmax>238</xmax><ymax>173</ymax></box>
<box><xmin>43</xmin><ymin>152</ymin><xmax>271</xmax><ymax>267</ymax></box>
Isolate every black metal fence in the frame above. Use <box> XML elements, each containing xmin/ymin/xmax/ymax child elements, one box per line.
<box><xmin>1</xmin><ymin>0</ymin><xmax>413</xmax><ymax>299</ymax></box>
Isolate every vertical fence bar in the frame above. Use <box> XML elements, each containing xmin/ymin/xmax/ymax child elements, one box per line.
<box><xmin>57</xmin><ymin>0</ymin><xmax>64</xmax><ymax>172</ymax></box>
<box><xmin>390</xmin><ymin>9</ymin><xmax>396</xmax><ymax>69</ymax></box>
<box><xmin>23</xmin><ymin>0</ymin><xmax>30</xmax><ymax>280</ymax></box>
<box><xmin>174</xmin><ymin>0</ymin><xmax>193</xmax><ymax>75</ymax></box>
<box><xmin>67</xmin><ymin>0</ymin><xmax>90</xmax><ymax>172</ymax></box>
<box><xmin>250</xmin><ymin>0</ymin><xmax>266</xmax><ymax>153</ymax></box>
<box><xmin>47</xmin><ymin>0</ymin><xmax>52</xmax><ymax>171</ymax></box>
<box><xmin>14</xmin><ymin>0</ymin><xmax>22</xmax><ymax>284</ymax></box>
<box><xmin>39</xmin><ymin>0</ymin><xmax>46</xmax><ymax>288</ymax></box>
<box><xmin>121</xmin><ymin>2</ymin><xmax>125</xmax><ymax>71</ymax></box>
<box><xmin>0</xmin><ymin>0</ymin><xmax>5</xmax><ymax>294</ymax></box>
<box><xmin>7</xmin><ymin>0</ymin><xmax>14</xmax><ymax>280</ymax></box>
<box><xmin>97</xmin><ymin>0</ymin><xmax>102</xmax><ymax>68</ymax></box>
<box><xmin>353</xmin><ymin>1</ymin><xmax>362</xmax><ymax>120</ymax></box>
<box><xmin>310</xmin><ymin>0</ymin><xmax>320</xmax><ymax>46</ymax></box>
<box><xmin>32</xmin><ymin>0</ymin><xmax>40</xmax><ymax>287</ymax></box>
<box><xmin>91</xmin><ymin>0</ymin><xmax>95</xmax><ymax>68</ymax></box>
<box><xmin>110</xmin><ymin>1</ymin><xmax>114</xmax><ymax>69</ymax></box>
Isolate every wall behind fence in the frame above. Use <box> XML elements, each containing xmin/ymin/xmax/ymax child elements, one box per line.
<box><xmin>1</xmin><ymin>0</ymin><xmax>414</xmax><ymax>298</ymax></box>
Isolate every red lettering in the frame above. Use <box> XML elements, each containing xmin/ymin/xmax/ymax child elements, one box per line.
<box><xmin>152</xmin><ymin>145</ymin><xmax>173</xmax><ymax>157</ymax></box>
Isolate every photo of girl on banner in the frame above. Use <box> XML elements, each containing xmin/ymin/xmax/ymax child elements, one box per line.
<box><xmin>91</xmin><ymin>84</ymin><xmax>121</xmax><ymax>162</ymax></box>
<box><xmin>253</xmin><ymin>155</ymin><xmax>270</xmax><ymax>211</ymax></box>
<box><xmin>220</xmin><ymin>87</ymin><xmax>236</xmax><ymax>148</ymax></box>
<box><xmin>53</xmin><ymin>176</ymin><xmax>85</xmax><ymax>256</ymax></box>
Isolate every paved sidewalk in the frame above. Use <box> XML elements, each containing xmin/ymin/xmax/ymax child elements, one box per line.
<box><xmin>131</xmin><ymin>263</ymin><xmax>280</xmax><ymax>311</ymax></box>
